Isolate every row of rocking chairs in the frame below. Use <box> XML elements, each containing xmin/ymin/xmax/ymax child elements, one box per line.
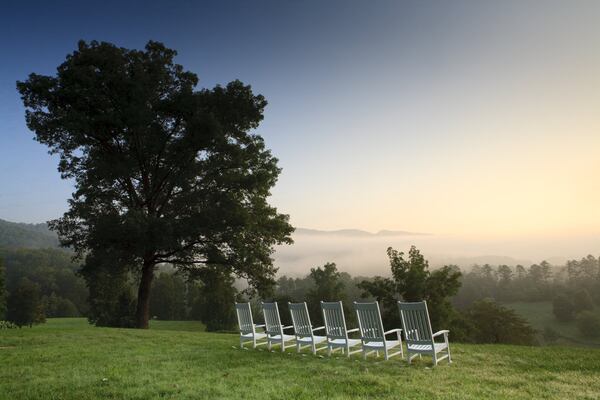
<box><xmin>235</xmin><ymin>300</ymin><xmax>452</xmax><ymax>366</ymax></box>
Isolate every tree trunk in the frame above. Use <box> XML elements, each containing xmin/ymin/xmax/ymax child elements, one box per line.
<box><xmin>135</xmin><ymin>262</ymin><xmax>155</xmax><ymax>329</ymax></box>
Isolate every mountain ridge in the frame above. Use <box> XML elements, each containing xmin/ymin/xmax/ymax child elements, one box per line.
<box><xmin>294</xmin><ymin>227</ymin><xmax>429</xmax><ymax>237</ymax></box>
<box><xmin>0</xmin><ymin>218</ymin><xmax>59</xmax><ymax>249</ymax></box>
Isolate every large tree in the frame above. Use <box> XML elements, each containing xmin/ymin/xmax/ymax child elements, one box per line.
<box><xmin>17</xmin><ymin>40</ymin><xmax>293</xmax><ymax>328</ymax></box>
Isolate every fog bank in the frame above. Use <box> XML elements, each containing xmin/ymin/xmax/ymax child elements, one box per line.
<box><xmin>273</xmin><ymin>230</ymin><xmax>600</xmax><ymax>277</ymax></box>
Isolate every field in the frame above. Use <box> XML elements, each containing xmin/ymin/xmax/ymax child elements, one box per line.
<box><xmin>1</xmin><ymin>319</ymin><xmax>600</xmax><ymax>400</ymax></box>
<box><xmin>504</xmin><ymin>301</ymin><xmax>600</xmax><ymax>347</ymax></box>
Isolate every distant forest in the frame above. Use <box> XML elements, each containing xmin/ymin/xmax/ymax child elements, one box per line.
<box><xmin>1</xmin><ymin>219</ymin><xmax>599</xmax><ymax>344</ymax></box>
<box><xmin>0</xmin><ymin>219</ymin><xmax>59</xmax><ymax>249</ymax></box>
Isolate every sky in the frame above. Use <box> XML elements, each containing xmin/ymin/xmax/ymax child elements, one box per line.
<box><xmin>1</xmin><ymin>0</ymin><xmax>599</xmax><ymax>248</ymax></box>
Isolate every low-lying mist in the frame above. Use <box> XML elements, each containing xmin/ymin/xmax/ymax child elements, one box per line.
<box><xmin>273</xmin><ymin>229</ymin><xmax>600</xmax><ymax>277</ymax></box>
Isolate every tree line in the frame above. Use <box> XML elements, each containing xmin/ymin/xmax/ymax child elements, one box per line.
<box><xmin>453</xmin><ymin>255</ymin><xmax>600</xmax><ymax>340</ymax></box>
<box><xmin>260</xmin><ymin>246</ymin><xmax>537</xmax><ymax>345</ymax></box>
<box><xmin>2</xmin><ymin>243</ymin><xmax>599</xmax><ymax>343</ymax></box>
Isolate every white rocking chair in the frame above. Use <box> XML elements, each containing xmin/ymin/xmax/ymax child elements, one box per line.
<box><xmin>398</xmin><ymin>301</ymin><xmax>451</xmax><ymax>366</ymax></box>
<box><xmin>354</xmin><ymin>301</ymin><xmax>403</xmax><ymax>360</ymax></box>
<box><xmin>261</xmin><ymin>302</ymin><xmax>295</xmax><ymax>352</ymax></box>
<box><xmin>320</xmin><ymin>301</ymin><xmax>362</xmax><ymax>357</ymax></box>
<box><xmin>235</xmin><ymin>302</ymin><xmax>267</xmax><ymax>349</ymax></box>
<box><xmin>288</xmin><ymin>302</ymin><xmax>327</xmax><ymax>354</ymax></box>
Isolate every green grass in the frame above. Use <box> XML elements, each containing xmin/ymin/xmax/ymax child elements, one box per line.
<box><xmin>1</xmin><ymin>318</ymin><xmax>600</xmax><ymax>399</ymax></box>
<box><xmin>504</xmin><ymin>301</ymin><xmax>600</xmax><ymax>347</ymax></box>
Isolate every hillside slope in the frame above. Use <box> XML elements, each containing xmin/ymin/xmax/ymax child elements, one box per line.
<box><xmin>1</xmin><ymin>319</ymin><xmax>599</xmax><ymax>399</ymax></box>
<box><xmin>0</xmin><ymin>219</ymin><xmax>59</xmax><ymax>248</ymax></box>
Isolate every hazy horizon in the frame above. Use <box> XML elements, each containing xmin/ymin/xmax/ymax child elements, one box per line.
<box><xmin>273</xmin><ymin>229</ymin><xmax>600</xmax><ymax>277</ymax></box>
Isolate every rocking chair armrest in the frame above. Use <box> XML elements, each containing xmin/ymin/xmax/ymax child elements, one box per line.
<box><xmin>432</xmin><ymin>330</ymin><xmax>450</xmax><ymax>338</ymax></box>
<box><xmin>346</xmin><ymin>328</ymin><xmax>360</xmax><ymax>334</ymax></box>
<box><xmin>282</xmin><ymin>325</ymin><xmax>294</xmax><ymax>331</ymax></box>
<box><xmin>384</xmin><ymin>328</ymin><xmax>402</xmax><ymax>336</ymax></box>
<box><xmin>255</xmin><ymin>324</ymin><xmax>265</xmax><ymax>328</ymax></box>
<box><xmin>312</xmin><ymin>326</ymin><xmax>326</xmax><ymax>332</ymax></box>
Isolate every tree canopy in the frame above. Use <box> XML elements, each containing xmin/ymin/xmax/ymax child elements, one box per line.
<box><xmin>358</xmin><ymin>246</ymin><xmax>462</xmax><ymax>329</ymax></box>
<box><xmin>17</xmin><ymin>40</ymin><xmax>293</xmax><ymax>328</ymax></box>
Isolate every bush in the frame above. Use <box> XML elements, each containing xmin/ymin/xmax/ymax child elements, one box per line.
<box><xmin>576</xmin><ymin>311</ymin><xmax>600</xmax><ymax>338</ymax></box>
<box><xmin>553</xmin><ymin>294</ymin><xmax>575</xmax><ymax>322</ymax></box>
<box><xmin>80</xmin><ymin>253</ymin><xmax>136</xmax><ymax>328</ymax></box>
<box><xmin>189</xmin><ymin>267</ymin><xmax>237</xmax><ymax>332</ymax></box>
<box><xmin>0</xmin><ymin>320</ymin><xmax>17</xmax><ymax>329</ymax></box>
<box><xmin>573</xmin><ymin>289</ymin><xmax>595</xmax><ymax>313</ymax></box>
<box><xmin>0</xmin><ymin>259</ymin><xmax>6</xmax><ymax>319</ymax></box>
<box><xmin>6</xmin><ymin>278</ymin><xmax>45</xmax><ymax>327</ymax></box>
<box><xmin>149</xmin><ymin>273</ymin><xmax>186</xmax><ymax>321</ymax></box>
<box><xmin>43</xmin><ymin>293</ymin><xmax>79</xmax><ymax>317</ymax></box>
<box><xmin>542</xmin><ymin>326</ymin><xmax>559</xmax><ymax>343</ymax></box>
<box><xmin>464</xmin><ymin>299</ymin><xmax>537</xmax><ymax>345</ymax></box>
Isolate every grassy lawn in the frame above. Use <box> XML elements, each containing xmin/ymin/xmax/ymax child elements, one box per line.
<box><xmin>504</xmin><ymin>301</ymin><xmax>600</xmax><ymax>347</ymax></box>
<box><xmin>1</xmin><ymin>319</ymin><xmax>600</xmax><ymax>399</ymax></box>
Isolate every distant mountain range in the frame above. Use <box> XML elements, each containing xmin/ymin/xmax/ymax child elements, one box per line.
<box><xmin>0</xmin><ymin>218</ymin><xmax>429</xmax><ymax>249</ymax></box>
<box><xmin>0</xmin><ymin>219</ymin><xmax>59</xmax><ymax>249</ymax></box>
<box><xmin>294</xmin><ymin>228</ymin><xmax>429</xmax><ymax>237</ymax></box>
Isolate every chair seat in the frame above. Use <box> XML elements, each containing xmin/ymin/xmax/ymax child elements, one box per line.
<box><xmin>268</xmin><ymin>334</ymin><xmax>295</xmax><ymax>342</ymax></box>
<box><xmin>241</xmin><ymin>332</ymin><xmax>267</xmax><ymax>340</ymax></box>
<box><xmin>407</xmin><ymin>342</ymin><xmax>447</xmax><ymax>353</ymax></box>
<box><xmin>328</xmin><ymin>338</ymin><xmax>361</xmax><ymax>347</ymax></box>
<box><xmin>297</xmin><ymin>335</ymin><xmax>326</xmax><ymax>344</ymax></box>
<box><xmin>362</xmin><ymin>340</ymin><xmax>401</xmax><ymax>350</ymax></box>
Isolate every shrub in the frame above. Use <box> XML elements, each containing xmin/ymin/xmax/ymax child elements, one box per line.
<box><xmin>189</xmin><ymin>266</ymin><xmax>237</xmax><ymax>332</ymax></box>
<box><xmin>465</xmin><ymin>299</ymin><xmax>537</xmax><ymax>345</ymax></box>
<box><xmin>576</xmin><ymin>311</ymin><xmax>600</xmax><ymax>338</ymax></box>
<box><xmin>43</xmin><ymin>293</ymin><xmax>80</xmax><ymax>318</ymax></box>
<box><xmin>573</xmin><ymin>289</ymin><xmax>595</xmax><ymax>313</ymax></box>
<box><xmin>0</xmin><ymin>259</ymin><xmax>6</xmax><ymax>319</ymax></box>
<box><xmin>6</xmin><ymin>278</ymin><xmax>45</xmax><ymax>327</ymax></box>
<box><xmin>0</xmin><ymin>320</ymin><xmax>17</xmax><ymax>329</ymax></box>
<box><xmin>553</xmin><ymin>294</ymin><xmax>575</xmax><ymax>322</ymax></box>
<box><xmin>542</xmin><ymin>326</ymin><xmax>559</xmax><ymax>343</ymax></box>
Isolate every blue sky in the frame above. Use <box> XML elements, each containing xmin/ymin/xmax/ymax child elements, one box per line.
<box><xmin>1</xmin><ymin>0</ymin><xmax>599</xmax><ymax>240</ymax></box>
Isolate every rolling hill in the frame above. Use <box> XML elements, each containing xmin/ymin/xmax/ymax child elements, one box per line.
<box><xmin>0</xmin><ymin>219</ymin><xmax>59</xmax><ymax>249</ymax></box>
<box><xmin>0</xmin><ymin>318</ymin><xmax>598</xmax><ymax>399</ymax></box>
